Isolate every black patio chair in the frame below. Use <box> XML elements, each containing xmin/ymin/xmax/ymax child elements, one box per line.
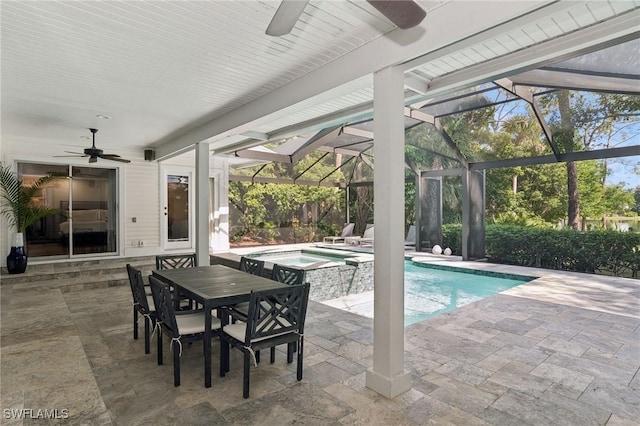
<box><xmin>271</xmin><ymin>264</ymin><xmax>306</xmax><ymax>285</ymax></box>
<box><xmin>126</xmin><ymin>264</ymin><xmax>156</xmax><ymax>354</ymax></box>
<box><xmin>148</xmin><ymin>275</ymin><xmax>221</xmax><ymax>387</ymax></box>
<box><xmin>155</xmin><ymin>254</ymin><xmax>198</xmax><ymax>310</ymax></box>
<box><xmin>271</xmin><ymin>264</ymin><xmax>307</xmax><ymax>356</ymax></box>
<box><xmin>226</xmin><ymin>257</ymin><xmax>267</xmax><ymax>322</ymax></box>
<box><xmin>220</xmin><ymin>283</ymin><xmax>311</xmax><ymax>398</ymax></box>
<box><xmin>239</xmin><ymin>256</ymin><xmax>265</xmax><ymax>277</ymax></box>
<box><xmin>155</xmin><ymin>254</ymin><xmax>197</xmax><ymax>270</ymax></box>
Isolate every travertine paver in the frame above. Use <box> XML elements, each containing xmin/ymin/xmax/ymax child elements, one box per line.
<box><xmin>1</xmin><ymin>258</ymin><xmax>638</xmax><ymax>425</ymax></box>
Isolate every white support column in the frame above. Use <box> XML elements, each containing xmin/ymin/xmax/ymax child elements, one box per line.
<box><xmin>195</xmin><ymin>142</ymin><xmax>210</xmax><ymax>266</ymax></box>
<box><xmin>365</xmin><ymin>65</ymin><xmax>411</xmax><ymax>398</ymax></box>
<box><xmin>210</xmin><ymin>157</ymin><xmax>230</xmax><ymax>252</ymax></box>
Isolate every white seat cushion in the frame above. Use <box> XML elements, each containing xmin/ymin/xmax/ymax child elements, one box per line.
<box><xmin>224</xmin><ymin>316</ymin><xmax>294</xmax><ymax>343</ymax></box>
<box><xmin>146</xmin><ymin>295</ymin><xmax>155</xmax><ymax>311</ymax></box>
<box><xmin>232</xmin><ymin>301</ymin><xmax>250</xmax><ymax>316</ymax></box>
<box><xmin>176</xmin><ymin>312</ymin><xmax>221</xmax><ymax>335</ymax></box>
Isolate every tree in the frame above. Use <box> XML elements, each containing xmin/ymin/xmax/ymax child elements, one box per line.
<box><xmin>228</xmin><ymin>150</ymin><xmax>345</xmax><ymax>243</ymax></box>
<box><xmin>541</xmin><ymin>91</ymin><xmax>640</xmax><ymax>229</ymax></box>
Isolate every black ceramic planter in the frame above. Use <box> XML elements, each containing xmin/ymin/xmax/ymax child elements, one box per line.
<box><xmin>7</xmin><ymin>245</ymin><xmax>28</xmax><ymax>274</ymax></box>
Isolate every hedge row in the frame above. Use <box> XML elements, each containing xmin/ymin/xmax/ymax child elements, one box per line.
<box><xmin>442</xmin><ymin>224</ymin><xmax>639</xmax><ymax>278</ymax></box>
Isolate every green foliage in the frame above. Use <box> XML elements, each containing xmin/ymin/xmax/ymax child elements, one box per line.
<box><xmin>228</xmin><ymin>149</ymin><xmax>348</xmax><ymax>243</ymax></box>
<box><xmin>442</xmin><ymin>224</ymin><xmax>462</xmax><ymax>255</ymax></box>
<box><xmin>229</xmin><ymin>180</ymin><xmax>344</xmax><ymax>243</ymax></box>
<box><xmin>0</xmin><ymin>162</ymin><xmax>66</xmax><ymax>233</ymax></box>
<box><xmin>600</xmin><ymin>184</ymin><xmax>636</xmax><ymax>216</ymax></box>
<box><xmin>228</xmin><ymin>91</ymin><xmax>638</xmax><ymax>248</ymax></box>
<box><xmin>485</xmin><ymin>224</ymin><xmax>639</xmax><ymax>278</ymax></box>
<box><xmin>443</xmin><ymin>223</ymin><xmax>639</xmax><ymax>278</ymax></box>
<box><xmin>634</xmin><ymin>186</ymin><xmax>640</xmax><ymax>215</ymax></box>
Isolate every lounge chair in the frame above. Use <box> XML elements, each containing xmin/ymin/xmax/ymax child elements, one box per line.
<box><xmin>404</xmin><ymin>225</ymin><xmax>416</xmax><ymax>249</ymax></box>
<box><xmin>345</xmin><ymin>225</ymin><xmax>374</xmax><ymax>246</ymax></box>
<box><xmin>323</xmin><ymin>222</ymin><xmax>355</xmax><ymax>244</ymax></box>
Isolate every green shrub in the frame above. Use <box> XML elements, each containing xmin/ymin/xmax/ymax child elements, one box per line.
<box><xmin>441</xmin><ymin>223</ymin><xmax>639</xmax><ymax>277</ymax></box>
<box><xmin>442</xmin><ymin>224</ymin><xmax>462</xmax><ymax>255</ymax></box>
<box><xmin>485</xmin><ymin>224</ymin><xmax>639</xmax><ymax>278</ymax></box>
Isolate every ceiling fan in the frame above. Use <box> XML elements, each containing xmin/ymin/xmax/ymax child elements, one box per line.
<box><xmin>266</xmin><ymin>0</ymin><xmax>426</xmax><ymax>36</ymax></box>
<box><xmin>55</xmin><ymin>128</ymin><xmax>131</xmax><ymax>164</ymax></box>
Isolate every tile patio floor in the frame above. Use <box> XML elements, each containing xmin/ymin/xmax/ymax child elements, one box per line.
<box><xmin>1</xmin><ymin>258</ymin><xmax>639</xmax><ymax>425</ymax></box>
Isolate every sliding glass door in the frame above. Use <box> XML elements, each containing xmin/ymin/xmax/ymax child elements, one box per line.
<box><xmin>17</xmin><ymin>162</ymin><xmax>118</xmax><ymax>258</ymax></box>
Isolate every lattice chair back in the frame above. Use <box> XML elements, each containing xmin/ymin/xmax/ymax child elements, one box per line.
<box><xmin>245</xmin><ymin>282</ymin><xmax>311</xmax><ymax>344</ymax></box>
<box><xmin>155</xmin><ymin>254</ymin><xmax>197</xmax><ymax>270</ymax></box>
<box><xmin>148</xmin><ymin>276</ymin><xmax>179</xmax><ymax>339</ymax></box>
<box><xmin>126</xmin><ymin>263</ymin><xmax>138</xmax><ymax>299</ymax></box>
<box><xmin>239</xmin><ymin>257</ymin><xmax>265</xmax><ymax>276</ymax></box>
<box><xmin>271</xmin><ymin>264</ymin><xmax>306</xmax><ymax>286</ymax></box>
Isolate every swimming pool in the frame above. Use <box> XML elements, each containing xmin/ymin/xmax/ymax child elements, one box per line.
<box><xmin>404</xmin><ymin>262</ymin><xmax>533</xmax><ymax>325</ymax></box>
<box><xmin>323</xmin><ymin>261</ymin><xmax>535</xmax><ymax>326</ymax></box>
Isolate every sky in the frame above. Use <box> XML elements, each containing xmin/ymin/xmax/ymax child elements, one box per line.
<box><xmin>607</xmin><ymin>155</ymin><xmax>639</xmax><ymax>189</ymax></box>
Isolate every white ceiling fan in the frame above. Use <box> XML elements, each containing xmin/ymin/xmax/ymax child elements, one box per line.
<box><xmin>266</xmin><ymin>0</ymin><xmax>427</xmax><ymax>36</ymax></box>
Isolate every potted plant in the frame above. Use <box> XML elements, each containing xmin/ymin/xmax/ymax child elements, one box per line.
<box><xmin>0</xmin><ymin>162</ymin><xmax>66</xmax><ymax>273</ymax></box>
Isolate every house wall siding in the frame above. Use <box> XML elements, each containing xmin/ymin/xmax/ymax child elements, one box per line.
<box><xmin>1</xmin><ymin>141</ymin><xmax>230</xmax><ymax>266</ymax></box>
<box><xmin>123</xmin><ymin>160</ymin><xmax>160</xmax><ymax>254</ymax></box>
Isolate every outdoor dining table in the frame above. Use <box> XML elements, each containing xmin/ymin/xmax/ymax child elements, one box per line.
<box><xmin>151</xmin><ymin>264</ymin><xmax>288</xmax><ymax>388</ymax></box>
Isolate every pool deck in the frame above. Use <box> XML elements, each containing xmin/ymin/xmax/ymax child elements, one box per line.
<box><xmin>1</xmin><ymin>246</ymin><xmax>639</xmax><ymax>424</ymax></box>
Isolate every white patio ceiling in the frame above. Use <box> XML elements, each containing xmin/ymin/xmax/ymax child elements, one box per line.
<box><xmin>1</xmin><ymin>1</ymin><xmax>639</xmax><ymax>162</ymax></box>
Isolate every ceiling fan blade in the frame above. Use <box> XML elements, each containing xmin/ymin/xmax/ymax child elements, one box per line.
<box><xmin>266</xmin><ymin>0</ymin><xmax>309</xmax><ymax>36</ymax></box>
<box><xmin>367</xmin><ymin>0</ymin><xmax>426</xmax><ymax>29</ymax></box>
<box><xmin>64</xmin><ymin>151</ymin><xmax>86</xmax><ymax>155</ymax></box>
<box><xmin>98</xmin><ymin>154</ymin><xmax>131</xmax><ymax>163</ymax></box>
<box><xmin>53</xmin><ymin>154</ymin><xmax>86</xmax><ymax>158</ymax></box>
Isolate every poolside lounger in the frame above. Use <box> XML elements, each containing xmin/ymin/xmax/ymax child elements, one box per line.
<box><xmin>323</xmin><ymin>222</ymin><xmax>355</xmax><ymax>244</ymax></box>
<box><xmin>404</xmin><ymin>225</ymin><xmax>416</xmax><ymax>249</ymax></box>
<box><xmin>345</xmin><ymin>225</ymin><xmax>374</xmax><ymax>246</ymax></box>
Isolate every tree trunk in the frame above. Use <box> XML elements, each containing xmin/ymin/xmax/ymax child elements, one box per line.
<box><xmin>566</xmin><ymin>161</ymin><xmax>580</xmax><ymax>229</ymax></box>
<box><xmin>557</xmin><ymin>90</ymin><xmax>580</xmax><ymax>230</ymax></box>
<box><xmin>355</xmin><ymin>185</ymin><xmax>372</xmax><ymax>234</ymax></box>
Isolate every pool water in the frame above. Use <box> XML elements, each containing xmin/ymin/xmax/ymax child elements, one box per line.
<box><xmin>249</xmin><ymin>251</ymin><xmax>345</xmax><ymax>267</ymax></box>
<box><xmin>404</xmin><ymin>262</ymin><xmax>531</xmax><ymax>325</ymax></box>
<box><xmin>322</xmin><ymin>261</ymin><xmax>533</xmax><ymax>326</ymax></box>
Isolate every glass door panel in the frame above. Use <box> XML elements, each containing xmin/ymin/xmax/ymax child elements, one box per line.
<box><xmin>18</xmin><ymin>163</ymin><xmax>70</xmax><ymax>258</ymax></box>
<box><xmin>70</xmin><ymin>167</ymin><xmax>117</xmax><ymax>255</ymax></box>
<box><xmin>163</xmin><ymin>170</ymin><xmax>193</xmax><ymax>250</ymax></box>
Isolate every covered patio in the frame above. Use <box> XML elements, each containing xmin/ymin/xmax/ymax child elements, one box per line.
<box><xmin>2</xmin><ymin>258</ymin><xmax>638</xmax><ymax>423</ymax></box>
<box><xmin>2</xmin><ymin>0</ymin><xmax>639</xmax><ymax>417</ymax></box>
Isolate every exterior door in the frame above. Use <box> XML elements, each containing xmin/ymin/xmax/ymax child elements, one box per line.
<box><xmin>162</xmin><ymin>167</ymin><xmax>193</xmax><ymax>250</ymax></box>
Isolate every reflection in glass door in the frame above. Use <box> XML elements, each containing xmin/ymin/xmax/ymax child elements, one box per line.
<box><xmin>163</xmin><ymin>170</ymin><xmax>192</xmax><ymax>250</ymax></box>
